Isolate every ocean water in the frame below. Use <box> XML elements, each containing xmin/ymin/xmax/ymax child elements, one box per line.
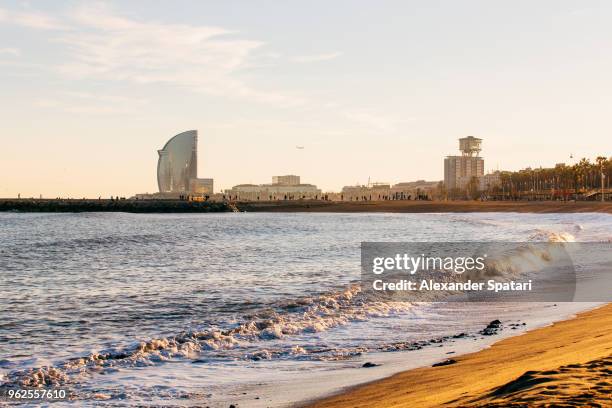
<box><xmin>0</xmin><ymin>212</ymin><xmax>610</xmax><ymax>406</ymax></box>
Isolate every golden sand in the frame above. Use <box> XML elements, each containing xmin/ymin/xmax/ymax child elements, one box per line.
<box><xmin>309</xmin><ymin>303</ymin><xmax>612</xmax><ymax>407</ymax></box>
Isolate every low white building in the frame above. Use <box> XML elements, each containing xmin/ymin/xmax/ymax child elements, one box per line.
<box><xmin>272</xmin><ymin>175</ymin><xmax>300</xmax><ymax>185</ymax></box>
<box><xmin>225</xmin><ymin>176</ymin><xmax>321</xmax><ymax>200</ymax></box>
<box><xmin>479</xmin><ymin>171</ymin><xmax>501</xmax><ymax>191</ymax></box>
<box><xmin>341</xmin><ymin>183</ymin><xmax>390</xmax><ymax>201</ymax></box>
<box><xmin>391</xmin><ymin>180</ymin><xmax>439</xmax><ymax>199</ymax></box>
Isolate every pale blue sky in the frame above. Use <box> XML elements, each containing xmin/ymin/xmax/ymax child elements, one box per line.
<box><xmin>1</xmin><ymin>1</ymin><xmax>611</xmax><ymax>197</ymax></box>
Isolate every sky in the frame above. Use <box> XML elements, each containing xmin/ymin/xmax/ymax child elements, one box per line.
<box><xmin>1</xmin><ymin>0</ymin><xmax>611</xmax><ymax>198</ymax></box>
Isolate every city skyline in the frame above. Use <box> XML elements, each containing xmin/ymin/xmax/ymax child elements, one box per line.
<box><xmin>1</xmin><ymin>1</ymin><xmax>612</xmax><ymax>197</ymax></box>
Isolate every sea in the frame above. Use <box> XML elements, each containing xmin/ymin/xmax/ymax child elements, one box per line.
<box><xmin>0</xmin><ymin>212</ymin><xmax>610</xmax><ymax>407</ymax></box>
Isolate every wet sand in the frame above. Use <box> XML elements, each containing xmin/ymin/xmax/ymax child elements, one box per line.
<box><xmin>239</xmin><ymin>200</ymin><xmax>612</xmax><ymax>214</ymax></box>
<box><xmin>308</xmin><ymin>303</ymin><xmax>612</xmax><ymax>407</ymax></box>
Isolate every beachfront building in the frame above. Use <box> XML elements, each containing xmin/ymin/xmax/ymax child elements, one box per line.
<box><xmin>272</xmin><ymin>175</ymin><xmax>300</xmax><ymax>185</ymax></box>
<box><xmin>157</xmin><ymin>130</ymin><xmax>198</xmax><ymax>193</ymax></box>
<box><xmin>391</xmin><ymin>180</ymin><xmax>439</xmax><ymax>200</ymax></box>
<box><xmin>444</xmin><ymin>136</ymin><xmax>485</xmax><ymax>191</ymax></box>
<box><xmin>225</xmin><ymin>176</ymin><xmax>321</xmax><ymax>200</ymax></box>
<box><xmin>189</xmin><ymin>178</ymin><xmax>214</xmax><ymax>195</ymax></box>
<box><xmin>338</xmin><ymin>180</ymin><xmax>439</xmax><ymax>201</ymax></box>
<box><xmin>155</xmin><ymin>130</ymin><xmax>214</xmax><ymax>197</ymax></box>
<box><xmin>479</xmin><ymin>171</ymin><xmax>501</xmax><ymax>192</ymax></box>
<box><xmin>341</xmin><ymin>183</ymin><xmax>391</xmax><ymax>201</ymax></box>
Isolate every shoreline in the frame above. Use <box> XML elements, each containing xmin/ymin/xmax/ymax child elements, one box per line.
<box><xmin>2</xmin><ymin>199</ymin><xmax>612</xmax><ymax>214</ymax></box>
<box><xmin>307</xmin><ymin>302</ymin><xmax>612</xmax><ymax>407</ymax></box>
<box><xmin>238</xmin><ymin>200</ymin><xmax>612</xmax><ymax>214</ymax></box>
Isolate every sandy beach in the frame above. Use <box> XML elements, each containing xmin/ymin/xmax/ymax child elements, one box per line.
<box><xmin>308</xmin><ymin>303</ymin><xmax>612</xmax><ymax>407</ymax></box>
<box><xmin>238</xmin><ymin>200</ymin><xmax>612</xmax><ymax>214</ymax></box>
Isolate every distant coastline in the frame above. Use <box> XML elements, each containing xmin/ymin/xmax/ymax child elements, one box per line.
<box><xmin>1</xmin><ymin>199</ymin><xmax>611</xmax><ymax>214</ymax></box>
<box><xmin>236</xmin><ymin>200</ymin><xmax>612</xmax><ymax>214</ymax></box>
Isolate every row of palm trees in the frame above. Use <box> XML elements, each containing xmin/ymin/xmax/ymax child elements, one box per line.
<box><xmin>493</xmin><ymin>156</ymin><xmax>611</xmax><ymax>199</ymax></box>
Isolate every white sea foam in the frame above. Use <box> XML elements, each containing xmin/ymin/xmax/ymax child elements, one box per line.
<box><xmin>4</xmin><ymin>284</ymin><xmax>415</xmax><ymax>387</ymax></box>
<box><xmin>528</xmin><ymin>228</ymin><xmax>576</xmax><ymax>243</ymax></box>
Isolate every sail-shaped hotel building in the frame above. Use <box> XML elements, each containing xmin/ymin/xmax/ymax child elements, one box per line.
<box><xmin>156</xmin><ymin>130</ymin><xmax>213</xmax><ymax>196</ymax></box>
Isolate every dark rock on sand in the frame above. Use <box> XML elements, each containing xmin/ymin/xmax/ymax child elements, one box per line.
<box><xmin>432</xmin><ymin>359</ymin><xmax>457</xmax><ymax>367</ymax></box>
<box><xmin>480</xmin><ymin>319</ymin><xmax>503</xmax><ymax>336</ymax></box>
<box><xmin>362</xmin><ymin>362</ymin><xmax>380</xmax><ymax>368</ymax></box>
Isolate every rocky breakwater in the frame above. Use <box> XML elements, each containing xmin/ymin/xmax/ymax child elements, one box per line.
<box><xmin>0</xmin><ymin>199</ymin><xmax>230</xmax><ymax>213</ymax></box>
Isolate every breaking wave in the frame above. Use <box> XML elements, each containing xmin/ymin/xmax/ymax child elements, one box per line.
<box><xmin>2</xmin><ymin>285</ymin><xmax>413</xmax><ymax>388</ymax></box>
<box><xmin>528</xmin><ymin>228</ymin><xmax>576</xmax><ymax>243</ymax></box>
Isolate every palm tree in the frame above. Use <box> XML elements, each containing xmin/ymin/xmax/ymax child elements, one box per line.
<box><xmin>596</xmin><ymin>156</ymin><xmax>607</xmax><ymax>200</ymax></box>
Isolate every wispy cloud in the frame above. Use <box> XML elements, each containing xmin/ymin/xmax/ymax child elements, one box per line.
<box><xmin>291</xmin><ymin>52</ymin><xmax>342</xmax><ymax>63</ymax></box>
<box><xmin>2</xmin><ymin>3</ymin><xmax>305</xmax><ymax>106</ymax></box>
<box><xmin>0</xmin><ymin>47</ymin><xmax>21</xmax><ymax>56</ymax></box>
<box><xmin>51</xmin><ymin>3</ymin><xmax>306</xmax><ymax>105</ymax></box>
<box><xmin>2</xmin><ymin>4</ymin><xmax>407</xmax><ymax>131</ymax></box>
<box><xmin>0</xmin><ymin>7</ymin><xmax>66</xmax><ymax>30</ymax></box>
<box><xmin>35</xmin><ymin>92</ymin><xmax>149</xmax><ymax>115</ymax></box>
